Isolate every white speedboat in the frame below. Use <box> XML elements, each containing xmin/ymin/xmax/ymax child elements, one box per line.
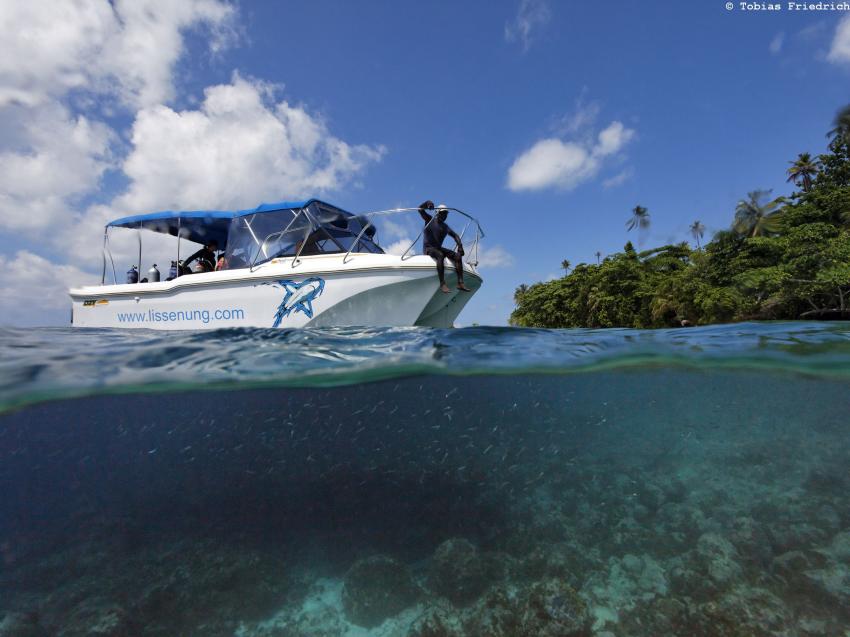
<box><xmin>69</xmin><ymin>199</ymin><xmax>484</xmax><ymax>329</ymax></box>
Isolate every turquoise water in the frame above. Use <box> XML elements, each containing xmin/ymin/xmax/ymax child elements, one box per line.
<box><xmin>0</xmin><ymin>323</ymin><xmax>849</xmax><ymax>636</ymax></box>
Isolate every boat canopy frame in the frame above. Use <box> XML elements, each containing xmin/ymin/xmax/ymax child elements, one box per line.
<box><xmin>100</xmin><ymin>200</ymin><xmax>485</xmax><ymax>285</ymax></box>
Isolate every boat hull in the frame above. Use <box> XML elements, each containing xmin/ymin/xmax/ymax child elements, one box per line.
<box><xmin>69</xmin><ymin>255</ymin><xmax>481</xmax><ymax>329</ymax></box>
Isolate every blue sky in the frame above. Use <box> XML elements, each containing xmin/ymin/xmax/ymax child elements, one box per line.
<box><xmin>1</xmin><ymin>0</ymin><xmax>850</xmax><ymax>325</ymax></box>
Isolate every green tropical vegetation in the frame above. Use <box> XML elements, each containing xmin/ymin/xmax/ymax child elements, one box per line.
<box><xmin>732</xmin><ymin>190</ymin><xmax>784</xmax><ymax>238</ymax></box>
<box><xmin>510</xmin><ymin>108</ymin><xmax>850</xmax><ymax>328</ymax></box>
<box><xmin>787</xmin><ymin>152</ymin><xmax>820</xmax><ymax>193</ymax></box>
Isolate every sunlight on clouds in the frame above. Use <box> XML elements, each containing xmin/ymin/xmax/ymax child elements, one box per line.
<box><xmin>0</xmin><ymin>0</ymin><xmax>237</xmax><ymax>108</ymax></box>
<box><xmin>0</xmin><ymin>103</ymin><xmax>114</xmax><ymax>231</ymax></box>
<box><xmin>507</xmin><ymin>139</ymin><xmax>592</xmax><ymax>191</ymax></box>
<box><xmin>0</xmin><ymin>0</ymin><xmax>239</xmax><ymax>237</ymax></box>
<box><xmin>827</xmin><ymin>14</ymin><xmax>850</xmax><ymax>65</ymax></box>
<box><xmin>507</xmin><ymin>120</ymin><xmax>635</xmax><ymax>192</ymax></box>
<box><xmin>0</xmin><ymin>0</ymin><xmax>387</xmax><ymax>292</ymax></box>
<box><xmin>114</xmin><ymin>72</ymin><xmax>386</xmax><ymax>214</ymax></box>
<box><xmin>0</xmin><ymin>251</ymin><xmax>94</xmax><ymax>311</ymax></box>
<box><xmin>383</xmin><ymin>238</ymin><xmax>416</xmax><ymax>256</ymax></box>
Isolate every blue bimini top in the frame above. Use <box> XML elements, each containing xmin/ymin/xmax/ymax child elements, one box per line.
<box><xmin>106</xmin><ymin>199</ymin><xmax>317</xmax><ymax>246</ymax></box>
<box><xmin>106</xmin><ymin>199</ymin><xmax>383</xmax><ymax>263</ymax></box>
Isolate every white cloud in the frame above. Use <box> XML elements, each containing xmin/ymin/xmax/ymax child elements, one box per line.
<box><xmin>113</xmin><ymin>72</ymin><xmax>386</xmax><ymax>213</ymax></box>
<box><xmin>0</xmin><ymin>251</ymin><xmax>94</xmax><ymax>312</ymax></box>
<box><xmin>505</xmin><ymin>0</ymin><xmax>551</xmax><ymax>52</ymax></box>
<box><xmin>0</xmin><ymin>0</ymin><xmax>237</xmax><ymax>108</ymax></box>
<box><xmin>769</xmin><ymin>32</ymin><xmax>785</xmax><ymax>55</ymax></box>
<box><xmin>380</xmin><ymin>218</ymin><xmax>415</xmax><ymax>242</ymax></box>
<box><xmin>602</xmin><ymin>167</ymin><xmax>634</xmax><ymax>189</ymax></box>
<box><xmin>507</xmin><ymin>139</ymin><xmax>592</xmax><ymax>191</ymax></box>
<box><xmin>0</xmin><ymin>102</ymin><xmax>115</xmax><ymax>231</ymax></box>
<box><xmin>476</xmin><ymin>244</ymin><xmax>515</xmax><ymax>268</ymax></box>
<box><xmin>827</xmin><ymin>14</ymin><xmax>850</xmax><ymax>64</ymax></box>
<box><xmin>384</xmin><ymin>238</ymin><xmax>416</xmax><ymax>256</ymax></box>
<box><xmin>595</xmin><ymin>121</ymin><xmax>635</xmax><ymax>157</ymax></box>
<box><xmin>507</xmin><ymin>120</ymin><xmax>635</xmax><ymax>192</ymax></box>
<box><xmin>0</xmin><ymin>1</ymin><xmax>390</xmax><ymax>326</ymax></box>
<box><xmin>0</xmin><ymin>0</ymin><xmax>240</xmax><ymax>236</ymax></box>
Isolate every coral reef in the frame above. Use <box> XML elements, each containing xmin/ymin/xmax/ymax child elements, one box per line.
<box><xmin>426</xmin><ymin>539</ymin><xmax>489</xmax><ymax>606</ymax></box>
<box><xmin>520</xmin><ymin>578</ymin><xmax>590</xmax><ymax>636</ymax></box>
<box><xmin>341</xmin><ymin>556</ymin><xmax>419</xmax><ymax>627</ymax></box>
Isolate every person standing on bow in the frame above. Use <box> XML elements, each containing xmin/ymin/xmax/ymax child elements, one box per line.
<box><xmin>418</xmin><ymin>200</ymin><xmax>471</xmax><ymax>293</ymax></box>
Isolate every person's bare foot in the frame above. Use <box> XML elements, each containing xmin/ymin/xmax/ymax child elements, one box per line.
<box><xmin>457</xmin><ymin>283</ymin><xmax>472</xmax><ymax>292</ymax></box>
<box><xmin>440</xmin><ymin>283</ymin><xmax>451</xmax><ymax>293</ymax></box>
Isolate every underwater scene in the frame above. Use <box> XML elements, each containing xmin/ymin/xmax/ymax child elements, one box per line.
<box><xmin>1</xmin><ymin>323</ymin><xmax>849</xmax><ymax>637</ymax></box>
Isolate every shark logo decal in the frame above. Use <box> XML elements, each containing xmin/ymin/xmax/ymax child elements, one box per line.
<box><xmin>271</xmin><ymin>277</ymin><xmax>325</xmax><ymax>327</ymax></box>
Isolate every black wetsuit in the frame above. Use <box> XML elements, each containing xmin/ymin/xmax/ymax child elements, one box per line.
<box><xmin>419</xmin><ymin>209</ymin><xmax>465</xmax><ymax>286</ymax></box>
<box><xmin>183</xmin><ymin>246</ymin><xmax>216</xmax><ymax>272</ymax></box>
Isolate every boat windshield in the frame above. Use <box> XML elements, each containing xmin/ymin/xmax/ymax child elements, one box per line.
<box><xmin>224</xmin><ymin>202</ymin><xmax>382</xmax><ymax>268</ymax></box>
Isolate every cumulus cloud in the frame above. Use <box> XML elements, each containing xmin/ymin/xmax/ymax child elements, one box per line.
<box><xmin>505</xmin><ymin>0</ymin><xmax>551</xmax><ymax>52</ymax></box>
<box><xmin>113</xmin><ymin>72</ymin><xmax>386</xmax><ymax>213</ymax></box>
<box><xmin>507</xmin><ymin>120</ymin><xmax>635</xmax><ymax>192</ymax></box>
<box><xmin>596</xmin><ymin>121</ymin><xmax>634</xmax><ymax>156</ymax></box>
<box><xmin>0</xmin><ymin>0</ymin><xmax>239</xmax><ymax>236</ymax></box>
<box><xmin>0</xmin><ymin>0</ymin><xmax>237</xmax><ymax>108</ymax></box>
<box><xmin>376</xmin><ymin>216</ymin><xmax>420</xmax><ymax>256</ymax></box>
<box><xmin>0</xmin><ymin>1</ymin><xmax>393</xmax><ymax>328</ymax></box>
<box><xmin>507</xmin><ymin>139</ymin><xmax>592</xmax><ymax>191</ymax></box>
<box><xmin>0</xmin><ymin>0</ymin><xmax>389</xmax><ymax>324</ymax></box>
<box><xmin>0</xmin><ymin>102</ymin><xmax>115</xmax><ymax>231</ymax></box>
<box><xmin>827</xmin><ymin>14</ymin><xmax>850</xmax><ymax>64</ymax></box>
<box><xmin>380</xmin><ymin>218</ymin><xmax>416</xmax><ymax>242</ymax></box>
<box><xmin>383</xmin><ymin>238</ymin><xmax>416</xmax><ymax>256</ymax></box>
<box><xmin>0</xmin><ymin>251</ymin><xmax>94</xmax><ymax>313</ymax></box>
<box><xmin>476</xmin><ymin>244</ymin><xmax>515</xmax><ymax>268</ymax></box>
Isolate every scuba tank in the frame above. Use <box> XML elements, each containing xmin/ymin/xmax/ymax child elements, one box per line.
<box><xmin>169</xmin><ymin>261</ymin><xmax>179</xmax><ymax>279</ymax></box>
<box><xmin>126</xmin><ymin>266</ymin><xmax>139</xmax><ymax>284</ymax></box>
<box><xmin>148</xmin><ymin>264</ymin><xmax>160</xmax><ymax>283</ymax></box>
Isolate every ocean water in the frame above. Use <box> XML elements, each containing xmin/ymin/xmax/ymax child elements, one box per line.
<box><xmin>1</xmin><ymin>322</ymin><xmax>849</xmax><ymax>637</ymax></box>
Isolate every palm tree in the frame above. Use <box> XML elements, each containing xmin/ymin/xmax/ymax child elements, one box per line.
<box><xmin>626</xmin><ymin>205</ymin><xmax>650</xmax><ymax>232</ymax></box>
<box><xmin>514</xmin><ymin>284</ymin><xmax>529</xmax><ymax>304</ymax></box>
<box><xmin>561</xmin><ymin>259</ymin><xmax>571</xmax><ymax>273</ymax></box>
<box><xmin>828</xmin><ymin>104</ymin><xmax>850</xmax><ymax>145</ymax></box>
<box><xmin>689</xmin><ymin>220</ymin><xmax>706</xmax><ymax>249</ymax></box>
<box><xmin>595</xmin><ymin>251</ymin><xmax>601</xmax><ymax>265</ymax></box>
<box><xmin>733</xmin><ymin>190</ymin><xmax>784</xmax><ymax>237</ymax></box>
<box><xmin>786</xmin><ymin>152</ymin><xmax>820</xmax><ymax>192</ymax></box>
